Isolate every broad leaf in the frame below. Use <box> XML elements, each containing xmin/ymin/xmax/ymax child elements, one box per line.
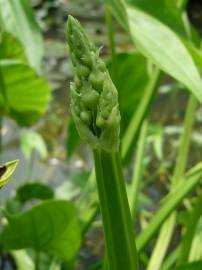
<box><xmin>107</xmin><ymin>0</ymin><xmax>202</xmax><ymax>102</ymax></box>
<box><xmin>126</xmin><ymin>6</ymin><xmax>202</xmax><ymax>103</ymax></box>
<box><xmin>0</xmin><ymin>160</ymin><xmax>18</xmax><ymax>188</ymax></box>
<box><xmin>0</xmin><ymin>32</ymin><xmax>27</xmax><ymax>62</ymax></box>
<box><xmin>0</xmin><ymin>61</ymin><xmax>51</xmax><ymax>125</ymax></box>
<box><xmin>0</xmin><ymin>0</ymin><xmax>43</xmax><ymax>72</ymax></box>
<box><xmin>126</xmin><ymin>0</ymin><xmax>188</xmax><ymax>40</ymax></box>
<box><xmin>126</xmin><ymin>0</ymin><xmax>202</xmax><ymax>69</ymax></box>
<box><xmin>1</xmin><ymin>200</ymin><xmax>81</xmax><ymax>261</ymax></box>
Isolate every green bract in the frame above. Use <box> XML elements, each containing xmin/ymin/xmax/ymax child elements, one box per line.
<box><xmin>67</xmin><ymin>16</ymin><xmax>120</xmax><ymax>152</ymax></box>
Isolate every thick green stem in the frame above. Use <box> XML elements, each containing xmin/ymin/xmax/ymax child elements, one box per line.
<box><xmin>147</xmin><ymin>95</ymin><xmax>197</xmax><ymax>270</ymax></box>
<box><xmin>93</xmin><ymin>149</ymin><xmax>139</xmax><ymax>270</ymax></box>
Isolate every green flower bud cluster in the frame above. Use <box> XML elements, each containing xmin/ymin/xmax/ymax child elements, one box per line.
<box><xmin>67</xmin><ymin>15</ymin><xmax>120</xmax><ymax>152</ymax></box>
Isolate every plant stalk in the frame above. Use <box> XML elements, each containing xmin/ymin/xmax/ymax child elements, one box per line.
<box><xmin>93</xmin><ymin>149</ymin><xmax>139</xmax><ymax>270</ymax></box>
<box><xmin>147</xmin><ymin>95</ymin><xmax>197</xmax><ymax>270</ymax></box>
<box><xmin>122</xmin><ymin>68</ymin><xmax>161</xmax><ymax>162</ymax></box>
<box><xmin>130</xmin><ymin>119</ymin><xmax>148</xmax><ymax>219</ymax></box>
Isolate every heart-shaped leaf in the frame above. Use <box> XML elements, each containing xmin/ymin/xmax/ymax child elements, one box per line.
<box><xmin>0</xmin><ymin>61</ymin><xmax>51</xmax><ymax>125</ymax></box>
<box><xmin>1</xmin><ymin>200</ymin><xmax>81</xmax><ymax>261</ymax></box>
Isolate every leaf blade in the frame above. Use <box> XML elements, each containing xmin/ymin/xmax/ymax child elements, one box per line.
<box><xmin>0</xmin><ymin>0</ymin><xmax>43</xmax><ymax>71</ymax></box>
<box><xmin>1</xmin><ymin>200</ymin><xmax>81</xmax><ymax>261</ymax></box>
<box><xmin>127</xmin><ymin>6</ymin><xmax>202</xmax><ymax>103</ymax></box>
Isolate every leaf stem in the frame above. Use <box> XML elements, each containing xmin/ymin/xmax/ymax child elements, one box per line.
<box><xmin>93</xmin><ymin>149</ymin><xmax>139</xmax><ymax>270</ymax></box>
<box><xmin>122</xmin><ymin>68</ymin><xmax>161</xmax><ymax>161</ymax></box>
<box><xmin>130</xmin><ymin>119</ymin><xmax>148</xmax><ymax>219</ymax></box>
<box><xmin>178</xmin><ymin>193</ymin><xmax>202</xmax><ymax>263</ymax></box>
<box><xmin>136</xmin><ymin>162</ymin><xmax>202</xmax><ymax>252</ymax></box>
<box><xmin>147</xmin><ymin>95</ymin><xmax>197</xmax><ymax>270</ymax></box>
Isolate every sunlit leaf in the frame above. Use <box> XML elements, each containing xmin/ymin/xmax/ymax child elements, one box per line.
<box><xmin>107</xmin><ymin>0</ymin><xmax>202</xmax><ymax>102</ymax></box>
<box><xmin>0</xmin><ymin>32</ymin><xmax>27</xmax><ymax>62</ymax></box>
<box><xmin>126</xmin><ymin>0</ymin><xmax>188</xmax><ymax>39</ymax></box>
<box><xmin>127</xmin><ymin>6</ymin><xmax>202</xmax><ymax>103</ymax></box>
<box><xmin>0</xmin><ymin>0</ymin><xmax>43</xmax><ymax>71</ymax></box>
<box><xmin>0</xmin><ymin>61</ymin><xmax>51</xmax><ymax>125</ymax></box>
<box><xmin>0</xmin><ymin>160</ymin><xmax>18</xmax><ymax>188</ymax></box>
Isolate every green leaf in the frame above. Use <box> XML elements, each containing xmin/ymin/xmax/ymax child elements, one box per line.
<box><xmin>0</xmin><ymin>61</ymin><xmax>51</xmax><ymax>125</ymax></box>
<box><xmin>105</xmin><ymin>0</ymin><xmax>128</xmax><ymax>30</ymax></box>
<box><xmin>0</xmin><ymin>0</ymin><xmax>43</xmax><ymax>72</ymax></box>
<box><xmin>107</xmin><ymin>52</ymin><xmax>149</xmax><ymax>132</ymax></box>
<box><xmin>0</xmin><ymin>160</ymin><xmax>18</xmax><ymax>188</ymax></box>
<box><xmin>16</xmin><ymin>182</ymin><xmax>54</xmax><ymax>204</ymax></box>
<box><xmin>1</xmin><ymin>200</ymin><xmax>81</xmax><ymax>261</ymax></box>
<box><xmin>126</xmin><ymin>6</ymin><xmax>202</xmax><ymax>103</ymax></box>
<box><xmin>126</xmin><ymin>0</ymin><xmax>188</xmax><ymax>39</ymax></box>
<box><xmin>0</xmin><ymin>32</ymin><xmax>27</xmax><ymax>62</ymax></box>
<box><xmin>20</xmin><ymin>130</ymin><xmax>48</xmax><ymax>160</ymax></box>
<box><xmin>172</xmin><ymin>261</ymin><xmax>202</xmax><ymax>270</ymax></box>
<box><xmin>107</xmin><ymin>0</ymin><xmax>202</xmax><ymax>102</ymax></box>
